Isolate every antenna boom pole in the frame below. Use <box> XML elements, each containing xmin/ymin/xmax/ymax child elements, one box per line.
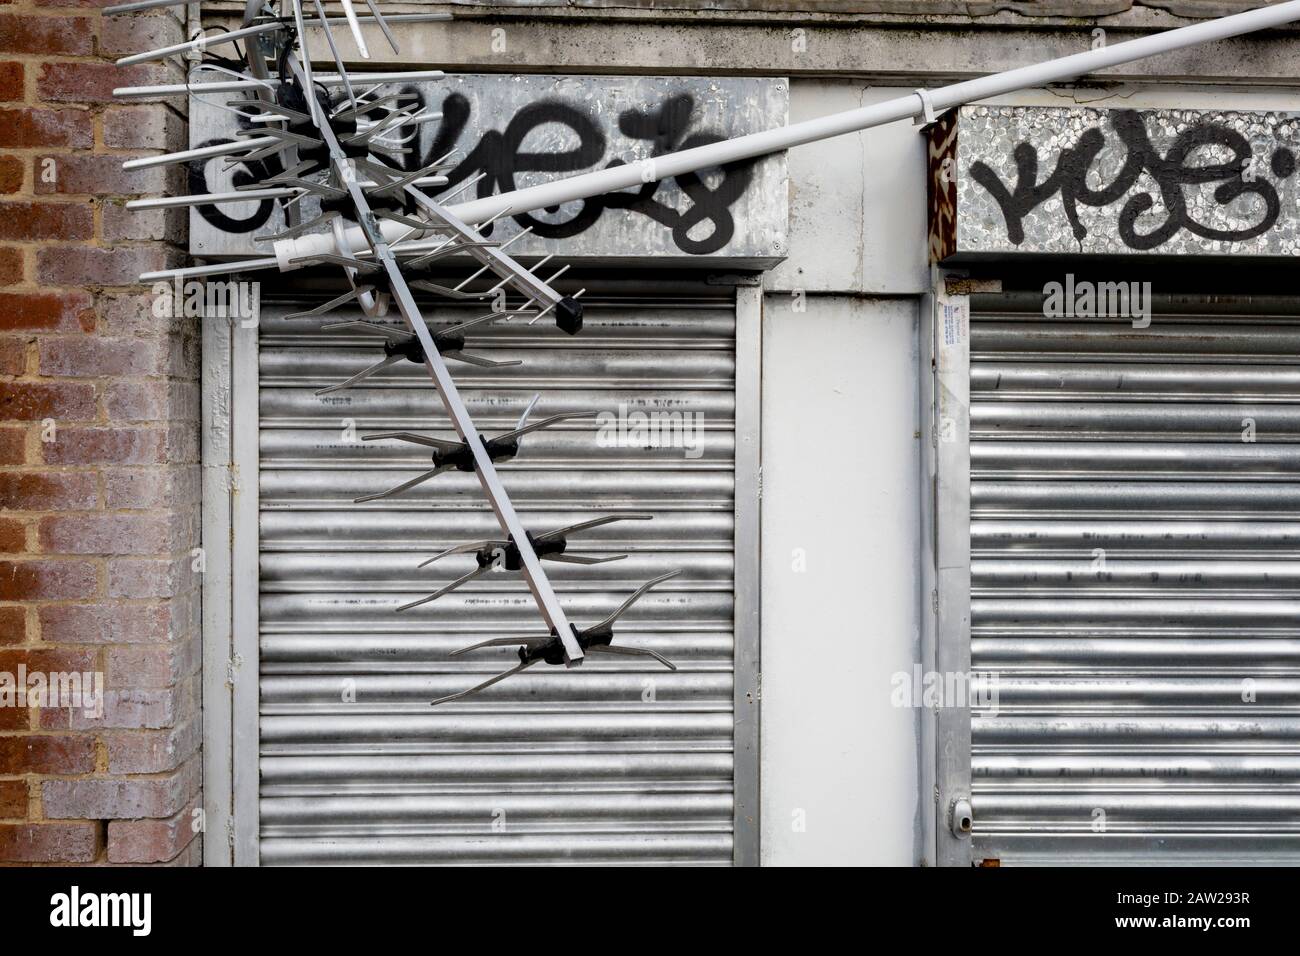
<box><xmin>448</xmin><ymin>0</ymin><xmax>1300</xmax><ymax>224</ymax></box>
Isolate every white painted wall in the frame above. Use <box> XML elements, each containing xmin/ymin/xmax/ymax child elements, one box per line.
<box><xmin>768</xmin><ymin>82</ymin><xmax>930</xmax><ymax>297</ymax></box>
<box><xmin>759</xmin><ymin>293</ymin><xmax>921</xmax><ymax>866</ymax></box>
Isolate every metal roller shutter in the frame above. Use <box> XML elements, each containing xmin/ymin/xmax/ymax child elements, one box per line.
<box><xmin>969</xmin><ymin>293</ymin><xmax>1300</xmax><ymax>865</ymax></box>
<box><xmin>256</xmin><ymin>293</ymin><xmax>738</xmax><ymax>865</ymax></box>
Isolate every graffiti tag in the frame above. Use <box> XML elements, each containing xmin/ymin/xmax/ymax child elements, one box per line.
<box><xmin>190</xmin><ymin>90</ymin><xmax>755</xmax><ymax>255</ymax></box>
<box><xmin>970</xmin><ymin>109</ymin><xmax>1298</xmax><ymax>251</ymax></box>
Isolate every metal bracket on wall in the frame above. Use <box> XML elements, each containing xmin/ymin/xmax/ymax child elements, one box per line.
<box><xmin>950</xmin><ymin>797</ymin><xmax>974</xmax><ymax>839</ymax></box>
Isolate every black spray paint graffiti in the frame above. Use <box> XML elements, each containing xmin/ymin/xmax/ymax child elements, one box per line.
<box><xmin>187</xmin><ymin>148</ymin><xmax>284</xmax><ymax>234</ymax></box>
<box><xmin>191</xmin><ymin>91</ymin><xmax>755</xmax><ymax>254</ymax></box>
<box><xmin>970</xmin><ymin>110</ymin><xmax>1298</xmax><ymax>250</ymax></box>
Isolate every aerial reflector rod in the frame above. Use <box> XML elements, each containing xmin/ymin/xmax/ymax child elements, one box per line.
<box><xmin>338</xmin><ymin>0</ymin><xmax>371</xmax><ymax>58</ymax></box>
<box><xmin>431</xmin><ymin>570</ymin><xmax>683</xmax><ymax>706</ymax></box>
<box><xmin>351</xmin><ymin>399</ymin><xmax>591</xmax><ymax>497</ymax></box>
<box><xmin>113</xmin><ymin>70</ymin><xmax>446</xmax><ymax>100</ymax></box>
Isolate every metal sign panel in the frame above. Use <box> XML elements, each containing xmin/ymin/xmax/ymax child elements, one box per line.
<box><xmin>928</xmin><ymin>105</ymin><xmax>1300</xmax><ymax>259</ymax></box>
<box><xmin>189</xmin><ymin>74</ymin><xmax>789</xmax><ymax>265</ymax></box>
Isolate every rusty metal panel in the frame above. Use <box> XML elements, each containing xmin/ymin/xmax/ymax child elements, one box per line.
<box><xmin>969</xmin><ymin>293</ymin><xmax>1300</xmax><ymax>864</ymax></box>
<box><xmin>190</xmin><ymin>74</ymin><xmax>788</xmax><ymax>266</ymax></box>
<box><xmin>935</xmin><ymin>105</ymin><xmax>1300</xmax><ymax>260</ymax></box>
<box><xmin>925</xmin><ymin>110</ymin><xmax>958</xmax><ymax>264</ymax></box>
<box><xmin>256</xmin><ymin>295</ymin><xmax>739</xmax><ymax>865</ymax></box>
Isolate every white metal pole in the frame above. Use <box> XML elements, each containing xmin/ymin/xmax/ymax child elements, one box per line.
<box><xmin>123</xmin><ymin>137</ymin><xmax>280</xmax><ymax>171</ymax></box>
<box><xmin>447</xmin><ymin>0</ymin><xmax>1300</xmax><ymax>226</ymax></box>
<box><xmin>113</xmin><ymin>70</ymin><xmax>446</xmax><ymax>99</ymax></box>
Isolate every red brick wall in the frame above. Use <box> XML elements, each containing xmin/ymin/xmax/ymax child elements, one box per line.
<box><xmin>0</xmin><ymin>0</ymin><xmax>201</xmax><ymax>865</ymax></box>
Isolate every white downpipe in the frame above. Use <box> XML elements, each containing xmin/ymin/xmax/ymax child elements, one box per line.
<box><xmin>259</xmin><ymin>1</ymin><xmax>1300</xmax><ymax>275</ymax></box>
